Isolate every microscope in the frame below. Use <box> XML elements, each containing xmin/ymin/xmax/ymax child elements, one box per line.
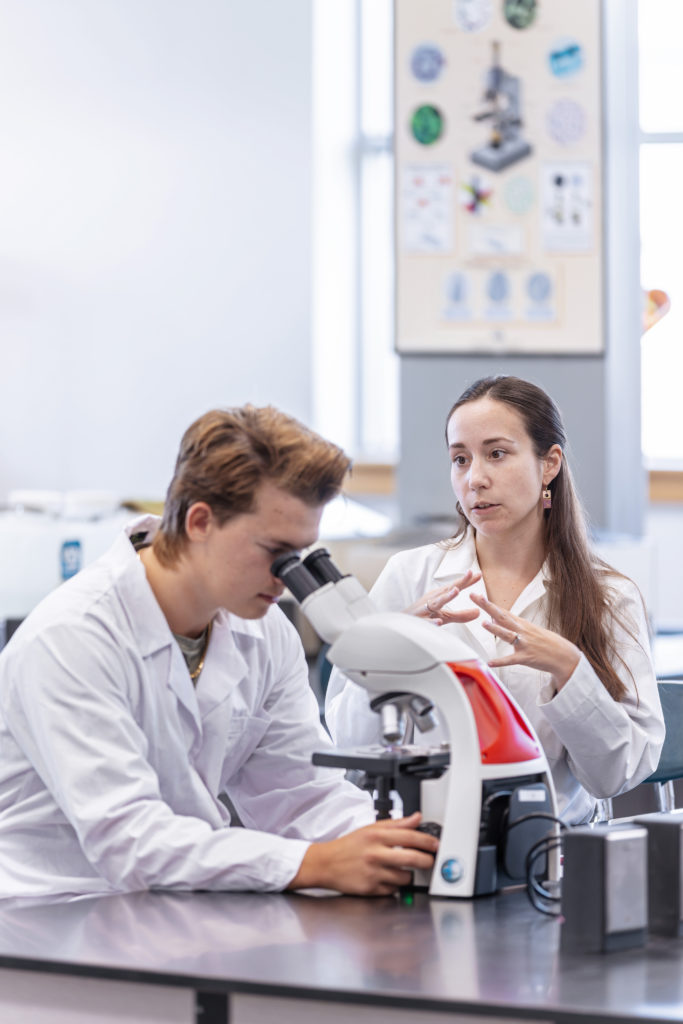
<box><xmin>471</xmin><ymin>41</ymin><xmax>532</xmax><ymax>173</ymax></box>
<box><xmin>273</xmin><ymin>548</ymin><xmax>559</xmax><ymax>899</ymax></box>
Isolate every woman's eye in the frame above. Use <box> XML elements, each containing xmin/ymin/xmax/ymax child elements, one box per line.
<box><xmin>452</xmin><ymin>455</ymin><xmax>467</xmax><ymax>467</ymax></box>
<box><xmin>490</xmin><ymin>449</ymin><xmax>506</xmax><ymax>460</ymax></box>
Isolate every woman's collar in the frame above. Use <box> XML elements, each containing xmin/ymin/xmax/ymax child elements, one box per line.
<box><xmin>432</xmin><ymin>527</ymin><xmax>550</xmax><ymax>596</ymax></box>
<box><xmin>432</xmin><ymin>529</ymin><xmax>480</xmax><ymax>580</ymax></box>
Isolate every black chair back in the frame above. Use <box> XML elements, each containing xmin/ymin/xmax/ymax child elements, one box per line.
<box><xmin>647</xmin><ymin>681</ymin><xmax>683</xmax><ymax>785</ymax></box>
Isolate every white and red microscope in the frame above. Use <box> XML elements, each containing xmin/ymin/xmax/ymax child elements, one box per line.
<box><xmin>272</xmin><ymin>548</ymin><xmax>560</xmax><ymax>898</ymax></box>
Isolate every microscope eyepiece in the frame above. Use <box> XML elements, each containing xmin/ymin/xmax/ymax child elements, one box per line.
<box><xmin>302</xmin><ymin>547</ymin><xmax>346</xmax><ymax>585</ymax></box>
<box><xmin>272</xmin><ymin>546</ymin><xmax>372</xmax><ymax>642</ymax></box>
<box><xmin>270</xmin><ymin>552</ymin><xmax>321</xmax><ymax>603</ymax></box>
<box><xmin>270</xmin><ymin>552</ymin><xmax>301</xmax><ymax>578</ymax></box>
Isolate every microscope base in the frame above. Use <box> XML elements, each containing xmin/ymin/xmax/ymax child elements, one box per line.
<box><xmin>471</xmin><ymin>138</ymin><xmax>532</xmax><ymax>173</ymax></box>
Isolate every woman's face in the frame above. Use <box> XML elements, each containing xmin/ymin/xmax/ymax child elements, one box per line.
<box><xmin>446</xmin><ymin>396</ymin><xmax>560</xmax><ymax>541</ymax></box>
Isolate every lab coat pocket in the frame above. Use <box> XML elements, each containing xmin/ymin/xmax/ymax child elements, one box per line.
<box><xmin>197</xmin><ymin>706</ymin><xmax>271</xmax><ymax>795</ymax></box>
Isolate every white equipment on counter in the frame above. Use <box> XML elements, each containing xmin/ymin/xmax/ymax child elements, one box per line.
<box><xmin>0</xmin><ymin>492</ymin><xmax>132</xmax><ymax>621</ymax></box>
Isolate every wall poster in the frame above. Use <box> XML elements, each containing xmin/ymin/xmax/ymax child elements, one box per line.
<box><xmin>395</xmin><ymin>0</ymin><xmax>604</xmax><ymax>355</ymax></box>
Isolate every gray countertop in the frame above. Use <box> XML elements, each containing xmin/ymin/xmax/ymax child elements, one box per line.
<box><xmin>0</xmin><ymin>887</ymin><xmax>682</xmax><ymax>1022</ymax></box>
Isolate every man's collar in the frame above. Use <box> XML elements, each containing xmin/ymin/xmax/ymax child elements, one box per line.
<box><xmin>107</xmin><ymin>519</ymin><xmax>173</xmax><ymax>658</ymax></box>
<box><xmin>114</xmin><ymin>516</ymin><xmax>268</xmax><ymax>651</ymax></box>
<box><xmin>124</xmin><ymin>513</ymin><xmax>162</xmax><ymax>550</ymax></box>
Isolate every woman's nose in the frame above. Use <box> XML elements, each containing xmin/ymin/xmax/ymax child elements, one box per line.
<box><xmin>468</xmin><ymin>459</ymin><xmax>487</xmax><ymax>489</ymax></box>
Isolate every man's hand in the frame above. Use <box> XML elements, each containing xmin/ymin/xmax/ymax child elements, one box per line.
<box><xmin>287</xmin><ymin>812</ymin><xmax>439</xmax><ymax>896</ymax></box>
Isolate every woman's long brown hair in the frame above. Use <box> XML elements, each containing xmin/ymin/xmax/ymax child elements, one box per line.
<box><xmin>445</xmin><ymin>375</ymin><xmax>635</xmax><ymax>701</ymax></box>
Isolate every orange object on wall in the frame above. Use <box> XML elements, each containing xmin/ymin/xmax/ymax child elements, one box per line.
<box><xmin>643</xmin><ymin>288</ymin><xmax>671</xmax><ymax>333</ymax></box>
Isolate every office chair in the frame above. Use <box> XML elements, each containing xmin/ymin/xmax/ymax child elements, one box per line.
<box><xmin>644</xmin><ymin>680</ymin><xmax>683</xmax><ymax>812</ymax></box>
<box><xmin>597</xmin><ymin>679</ymin><xmax>683</xmax><ymax>821</ymax></box>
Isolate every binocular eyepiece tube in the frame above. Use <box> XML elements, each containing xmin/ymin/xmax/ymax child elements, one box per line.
<box><xmin>271</xmin><ymin>548</ymin><xmax>375</xmax><ymax>645</ymax></box>
<box><xmin>270</xmin><ymin>548</ymin><xmax>346</xmax><ymax>604</ymax></box>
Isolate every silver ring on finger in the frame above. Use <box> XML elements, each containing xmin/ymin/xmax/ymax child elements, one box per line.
<box><xmin>512</xmin><ymin>632</ymin><xmax>522</xmax><ymax>646</ymax></box>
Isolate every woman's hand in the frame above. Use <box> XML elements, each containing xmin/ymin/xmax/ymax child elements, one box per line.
<box><xmin>404</xmin><ymin>570</ymin><xmax>481</xmax><ymax>627</ymax></box>
<box><xmin>469</xmin><ymin>592</ymin><xmax>580</xmax><ymax>689</ymax></box>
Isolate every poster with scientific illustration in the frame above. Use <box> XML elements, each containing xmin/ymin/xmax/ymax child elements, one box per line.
<box><xmin>395</xmin><ymin>0</ymin><xmax>603</xmax><ymax>354</ymax></box>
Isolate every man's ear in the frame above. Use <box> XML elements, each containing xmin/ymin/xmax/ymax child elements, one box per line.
<box><xmin>185</xmin><ymin>502</ymin><xmax>214</xmax><ymax>542</ymax></box>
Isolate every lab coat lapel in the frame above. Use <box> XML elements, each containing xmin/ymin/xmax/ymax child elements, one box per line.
<box><xmin>113</xmin><ymin>530</ymin><xmax>203</xmax><ymax>741</ymax></box>
<box><xmin>194</xmin><ymin>612</ymin><xmax>252</xmax><ymax>717</ymax></box>
<box><xmin>112</xmin><ymin>517</ymin><xmax>261</xmax><ymax>738</ymax></box>
<box><xmin>165</xmin><ymin>644</ymin><xmax>202</xmax><ymax>733</ymax></box>
<box><xmin>509</xmin><ymin>568</ymin><xmax>548</xmax><ymax>617</ymax></box>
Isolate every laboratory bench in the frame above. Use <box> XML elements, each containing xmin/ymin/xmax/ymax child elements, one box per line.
<box><xmin>1</xmin><ymin>886</ymin><xmax>683</xmax><ymax>1024</ymax></box>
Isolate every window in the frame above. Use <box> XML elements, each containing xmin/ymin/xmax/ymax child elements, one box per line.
<box><xmin>312</xmin><ymin>0</ymin><xmax>397</xmax><ymax>462</ymax></box>
<box><xmin>639</xmin><ymin>0</ymin><xmax>683</xmax><ymax>465</ymax></box>
<box><xmin>315</xmin><ymin>2</ymin><xmax>676</xmax><ymax>468</ymax></box>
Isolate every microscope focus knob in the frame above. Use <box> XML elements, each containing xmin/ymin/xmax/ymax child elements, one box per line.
<box><xmin>416</xmin><ymin>821</ymin><xmax>442</xmax><ymax>839</ymax></box>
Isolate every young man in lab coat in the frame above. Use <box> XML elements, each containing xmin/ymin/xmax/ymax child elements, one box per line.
<box><xmin>0</xmin><ymin>406</ymin><xmax>437</xmax><ymax>898</ymax></box>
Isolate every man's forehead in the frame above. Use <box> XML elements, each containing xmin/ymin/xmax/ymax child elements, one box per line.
<box><xmin>251</xmin><ymin>482</ymin><xmax>323</xmax><ymax>539</ymax></box>
<box><xmin>252</xmin><ymin>482</ymin><xmax>318</xmax><ymax>512</ymax></box>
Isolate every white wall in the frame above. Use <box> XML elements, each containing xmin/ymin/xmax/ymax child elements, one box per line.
<box><xmin>0</xmin><ymin>0</ymin><xmax>312</xmax><ymax>500</ymax></box>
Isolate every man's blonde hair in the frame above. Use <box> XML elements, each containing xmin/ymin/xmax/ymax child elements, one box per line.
<box><xmin>153</xmin><ymin>405</ymin><xmax>351</xmax><ymax>566</ymax></box>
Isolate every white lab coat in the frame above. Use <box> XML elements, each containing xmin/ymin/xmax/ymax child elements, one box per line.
<box><xmin>0</xmin><ymin>517</ymin><xmax>373</xmax><ymax>898</ymax></box>
<box><xmin>326</xmin><ymin>531</ymin><xmax>665</xmax><ymax>824</ymax></box>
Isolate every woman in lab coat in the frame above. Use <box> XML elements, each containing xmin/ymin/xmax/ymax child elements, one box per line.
<box><xmin>326</xmin><ymin>375</ymin><xmax>665</xmax><ymax>824</ymax></box>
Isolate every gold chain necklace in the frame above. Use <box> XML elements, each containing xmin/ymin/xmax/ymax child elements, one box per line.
<box><xmin>189</xmin><ymin>619</ymin><xmax>213</xmax><ymax>682</ymax></box>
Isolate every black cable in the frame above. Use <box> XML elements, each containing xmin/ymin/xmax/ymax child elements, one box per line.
<box><xmin>525</xmin><ymin>835</ymin><xmax>563</xmax><ymax>914</ymax></box>
<box><xmin>527</xmin><ymin>839</ymin><xmax>562</xmax><ymax>900</ymax></box>
<box><xmin>499</xmin><ymin>808</ymin><xmax>565</xmax><ymax>850</ymax></box>
<box><xmin>527</xmin><ymin>840</ymin><xmax>563</xmax><ymax>915</ymax></box>
<box><xmin>482</xmin><ymin>788</ymin><xmax>513</xmax><ymax>810</ymax></box>
<box><xmin>524</xmin><ymin>829</ymin><xmax>565</xmax><ymax>880</ymax></box>
<box><xmin>497</xmin><ymin>811</ymin><xmax>567</xmax><ymax>916</ymax></box>
<box><xmin>480</xmin><ymin>789</ymin><xmax>513</xmax><ymax>844</ymax></box>
<box><xmin>505</xmin><ymin>811</ymin><xmax>566</xmax><ymax>833</ymax></box>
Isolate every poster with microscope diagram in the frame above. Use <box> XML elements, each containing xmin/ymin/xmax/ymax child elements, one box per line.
<box><xmin>395</xmin><ymin>0</ymin><xmax>603</xmax><ymax>354</ymax></box>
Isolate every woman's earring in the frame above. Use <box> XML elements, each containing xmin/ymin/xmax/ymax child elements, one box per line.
<box><xmin>542</xmin><ymin>486</ymin><xmax>552</xmax><ymax>510</ymax></box>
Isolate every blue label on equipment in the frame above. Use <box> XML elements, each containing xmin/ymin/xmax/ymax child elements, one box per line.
<box><xmin>61</xmin><ymin>540</ymin><xmax>82</xmax><ymax>580</ymax></box>
<box><xmin>441</xmin><ymin>858</ymin><xmax>464</xmax><ymax>883</ymax></box>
